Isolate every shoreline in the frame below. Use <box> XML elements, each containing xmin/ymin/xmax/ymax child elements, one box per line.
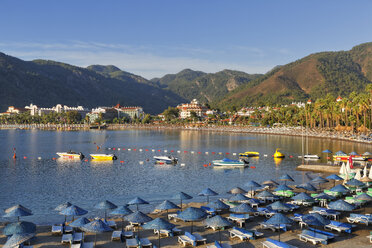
<box><xmin>1</xmin><ymin>123</ymin><xmax>372</xmax><ymax>145</ymax></box>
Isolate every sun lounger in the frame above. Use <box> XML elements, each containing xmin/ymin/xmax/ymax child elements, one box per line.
<box><xmin>81</xmin><ymin>242</ymin><xmax>94</xmax><ymax>248</ymax></box>
<box><xmin>308</xmin><ymin>227</ymin><xmax>335</xmax><ymax>240</ymax></box>
<box><xmin>52</xmin><ymin>225</ymin><xmax>63</xmax><ymax>235</ymax></box>
<box><xmin>254</xmin><ymin>208</ymin><xmax>277</xmax><ymax>218</ymax></box>
<box><xmin>193</xmin><ymin>233</ymin><xmax>207</xmax><ymax>245</ymax></box>
<box><xmin>178</xmin><ymin>232</ymin><xmax>197</xmax><ymax>246</ymax></box>
<box><xmin>71</xmin><ymin>244</ymin><xmax>81</xmax><ymax>248</ymax></box>
<box><xmin>324</xmin><ymin>220</ymin><xmax>352</xmax><ymax>233</ymax></box>
<box><xmin>229</xmin><ymin>227</ymin><xmax>253</xmax><ymax>241</ymax></box>
<box><xmin>259</xmin><ymin>223</ymin><xmax>287</xmax><ymax>232</ymax></box>
<box><xmin>126</xmin><ymin>238</ymin><xmax>139</xmax><ymax>248</ymax></box>
<box><xmin>64</xmin><ymin>225</ymin><xmax>73</xmax><ymax>233</ymax></box>
<box><xmin>124</xmin><ymin>231</ymin><xmax>134</xmax><ymax>239</ymax></box>
<box><xmin>140</xmin><ymin>238</ymin><xmax>153</xmax><ymax>248</ymax></box>
<box><xmin>111</xmin><ymin>230</ymin><xmax>122</xmax><ymax>241</ymax></box>
<box><xmin>226</xmin><ymin>213</ymin><xmax>249</xmax><ymax>227</ymax></box>
<box><xmin>72</xmin><ymin>232</ymin><xmax>84</xmax><ymax>243</ymax></box>
<box><xmin>154</xmin><ymin>227</ymin><xmax>182</xmax><ymax>237</ymax></box>
<box><xmin>206</xmin><ymin>241</ymin><xmax>232</xmax><ymax>248</ymax></box>
<box><xmin>346</xmin><ymin>213</ymin><xmax>372</xmax><ymax>226</ymax></box>
<box><xmin>200</xmin><ymin>206</ymin><xmax>216</xmax><ymax>215</ymax></box>
<box><xmin>262</xmin><ymin>238</ymin><xmax>298</xmax><ymax>248</ymax></box>
<box><xmin>309</xmin><ymin>206</ymin><xmax>340</xmax><ymax>220</ymax></box>
<box><xmin>298</xmin><ymin>229</ymin><xmax>328</xmax><ymax>245</ymax></box>
<box><xmin>61</xmin><ymin>234</ymin><xmax>73</xmax><ymax>244</ymax></box>
<box><xmin>290</xmin><ymin>213</ymin><xmax>303</xmax><ymax>222</ymax></box>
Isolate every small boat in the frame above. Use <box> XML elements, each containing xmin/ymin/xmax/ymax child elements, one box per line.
<box><xmin>239</xmin><ymin>151</ymin><xmax>260</xmax><ymax>157</ymax></box>
<box><xmin>90</xmin><ymin>154</ymin><xmax>117</xmax><ymax>160</ymax></box>
<box><xmin>56</xmin><ymin>151</ymin><xmax>85</xmax><ymax>160</ymax></box>
<box><xmin>273</xmin><ymin>149</ymin><xmax>285</xmax><ymax>158</ymax></box>
<box><xmin>153</xmin><ymin>155</ymin><xmax>178</xmax><ymax>164</ymax></box>
<box><xmin>298</xmin><ymin>154</ymin><xmax>320</xmax><ymax>160</ymax></box>
<box><xmin>212</xmin><ymin>158</ymin><xmax>249</xmax><ymax>168</ymax></box>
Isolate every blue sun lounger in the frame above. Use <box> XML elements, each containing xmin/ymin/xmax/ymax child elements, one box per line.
<box><xmin>261</xmin><ymin>238</ymin><xmax>298</xmax><ymax>248</ymax></box>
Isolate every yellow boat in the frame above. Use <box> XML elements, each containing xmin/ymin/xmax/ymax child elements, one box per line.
<box><xmin>239</xmin><ymin>151</ymin><xmax>260</xmax><ymax>157</ymax></box>
<box><xmin>273</xmin><ymin>149</ymin><xmax>285</xmax><ymax>158</ymax></box>
<box><xmin>90</xmin><ymin>154</ymin><xmax>117</xmax><ymax>160</ymax></box>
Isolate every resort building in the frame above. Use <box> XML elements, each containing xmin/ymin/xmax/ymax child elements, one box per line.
<box><xmin>177</xmin><ymin>99</ymin><xmax>209</xmax><ymax>119</ymax></box>
<box><xmin>25</xmin><ymin>104</ymin><xmax>89</xmax><ymax>117</ymax></box>
<box><xmin>336</xmin><ymin>96</ymin><xmax>343</xmax><ymax>102</ymax></box>
<box><xmin>0</xmin><ymin>106</ymin><xmax>28</xmax><ymax>116</ymax></box>
<box><xmin>114</xmin><ymin>104</ymin><xmax>144</xmax><ymax>119</ymax></box>
<box><xmin>86</xmin><ymin>107</ymin><xmax>118</xmax><ymax>123</ymax></box>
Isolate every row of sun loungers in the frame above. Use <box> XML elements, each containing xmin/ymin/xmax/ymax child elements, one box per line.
<box><xmin>206</xmin><ymin>241</ymin><xmax>232</xmax><ymax>248</ymax></box>
<box><xmin>261</xmin><ymin>238</ymin><xmax>298</xmax><ymax>248</ymax></box>
<box><xmin>154</xmin><ymin>227</ymin><xmax>182</xmax><ymax>237</ymax></box>
<box><xmin>259</xmin><ymin>223</ymin><xmax>288</xmax><ymax>232</ymax></box>
<box><xmin>298</xmin><ymin>229</ymin><xmax>329</xmax><ymax>245</ymax></box>
<box><xmin>228</xmin><ymin>226</ymin><xmax>263</xmax><ymax>241</ymax></box>
<box><xmin>309</xmin><ymin>206</ymin><xmax>340</xmax><ymax>220</ymax></box>
<box><xmin>346</xmin><ymin>213</ymin><xmax>372</xmax><ymax>226</ymax></box>
<box><xmin>111</xmin><ymin>230</ymin><xmax>134</xmax><ymax>241</ymax></box>
<box><xmin>178</xmin><ymin>232</ymin><xmax>207</xmax><ymax>246</ymax></box>
<box><xmin>61</xmin><ymin>232</ymin><xmax>84</xmax><ymax>244</ymax></box>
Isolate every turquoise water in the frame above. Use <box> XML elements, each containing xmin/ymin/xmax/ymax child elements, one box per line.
<box><xmin>0</xmin><ymin>129</ymin><xmax>369</xmax><ymax>224</ymax></box>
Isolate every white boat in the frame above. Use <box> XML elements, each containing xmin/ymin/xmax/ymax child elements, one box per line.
<box><xmin>153</xmin><ymin>155</ymin><xmax>178</xmax><ymax>164</ymax></box>
<box><xmin>298</xmin><ymin>154</ymin><xmax>320</xmax><ymax>160</ymax></box>
<box><xmin>212</xmin><ymin>158</ymin><xmax>249</xmax><ymax>168</ymax></box>
<box><xmin>56</xmin><ymin>151</ymin><xmax>84</xmax><ymax>160</ymax></box>
<box><xmin>90</xmin><ymin>154</ymin><xmax>117</xmax><ymax>160</ymax></box>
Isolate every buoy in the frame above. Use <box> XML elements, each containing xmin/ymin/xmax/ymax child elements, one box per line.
<box><xmin>233</xmin><ymin>153</ymin><xmax>237</xmax><ymax>156</ymax></box>
<box><xmin>145</xmin><ymin>149</ymin><xmax>149</xmax><ymax>151</ymax></box>
<box><xmin>128</xmin><ymin>149</ymin><xmax>131</xmax><ymax>151</ymax></box>
<box><xmin>177</xmin><ymin>151</ymin><xmax>181</xmax><ymax>153</ymax></box>
<box><xmin>84</xmin><ymin>159</ymin><xmax>88</xmax><ymax>162</ymax></box>
<box><xmin>159</xmin><ymin>162</ymin><xmax>164</xmax><ymax>165</ymax></box>
<box><xmin>289</xmin><ymin>155</ymin><xmax>293</xmax><ymax>158</ymax></box>
<box><xmin>120</xmin><ymin>161</ymin><xmax>124</xmax><ymax>163</ymax></box>
<box><xmin>152</xmin><ymin>149</ymin><xmax>155</xmax><ymax>152</ymax></box>
<box><xmin>218</xmin><ymin>152</ymin><xmax>222</xmax><ymax>155</ymax></box>
<box><xmin>113</xmin><ymin>148</ymin><xmax>116</xmax><ymax>150</ymax></box>
<box><xmin>158</xmin><ymin>149</ymin><xmax>161</xmax><ymax>152</ymax></box>
<box><xmin>205</xmin><ymin>152</ymin><xmax>209</xmax><ymax>154</ymax></box>
<box><xmin>108</xmin><ymin>148</ymin><xmax>111</xmax><ymax>150</ymax></box>
<box><xmin>203</xmin><ymin>164</ymin><xmax>208</xmax><ymax>167</ymax></box>
<box><xmin>38</xmin><ymin>157</ymin><xmax>42</xmax><ymax>160</ymax></box>
<box><xmin>139</xmin><ymin>161</ymin><xmax>144</xmax><ymax>164</ymax></box>
<box><xmin>23</xmin><ymin>156</ymin><xmax>27</xmax><ymax>159</ymax></box>
<box><xmin>327</xmin><ymin>157</ymin><xmax>330</xmax><ymax>159</ymax></box>
<box><xmin>146</xmin><ymin>159</ymin><xmax>149</xmax><ymax>161</ymax></box>
<box><xmin>13</xmin><ymin>153</ymin><xmax>17</xmax><ymax>159</ymax></box>
<box><xmin>191</xmin><ymin>151</ymin><xmax>194</xmax><ymax>154</ymax></box>
<box><xmin>184</xmin><ymin>151</ymin><xmax>188</xmax><ymax>153</ymax></box>
<box><xmin>198</xmin><ymin>152</ymin><xmax>201</xmax><ymax>154</ymax></box>
<box><xmin>212</xmin><ymin>152</ymin><xmax>215</xmax><ymax>154</ymax></box>
<box><xmin>52</xmin><ymin>157</ymin><xmax>56</xmax><ymax>160</ymax></box>
<box><xmin>171</xmin><ymin>150</ymin><xmax>174</xmax><ymax>152</ymax></box>
<box><xmin>226</xmin><ymin>152</ymin><xmax>230</xmax><ymax>155</ymax></box>
<box><xmin>209</xmin><ymin>163</ymin><xmax>211</xmax><ymax>166</ymax></box>
<box><xmin>180</xmin><ymin>163</ymin><xmax>185</xmax><ymax>166</ymax></box>
<box><xmin>139</xmin><ymin>149</ymin><xmax>143</xmax><ymax>152</ymax></box>
<box><xmin>264</xmin><ymin>154</ymin><xmax>268</xmax><ymax>157</ymax></box>
<box><xmin>251</xmin><ymin>166</ymin><xmax>256</xmax><ymax>169</ymax></box>
<box><xmin>164</xmin><ymin>150</ymin><xmax>168</xmax><ymax>153</ymax></box>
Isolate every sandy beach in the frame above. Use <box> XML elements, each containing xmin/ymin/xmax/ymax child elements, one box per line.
<box><xmin>1</xmin><ymin>174</ymin><xmax>371</xmax><ymax>248</ymax></box>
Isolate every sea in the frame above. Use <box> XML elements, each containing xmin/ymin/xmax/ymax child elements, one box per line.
<box><xmin>0</xmin><ymin>129</ymin><xmax>370</xmax><ymax>224</ymax></box>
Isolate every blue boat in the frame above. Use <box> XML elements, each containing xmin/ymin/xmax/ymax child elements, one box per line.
<box><xmin>212</xmin><ymin>158</ymin><xmax>249</xmax><ymax>168</ymax></box>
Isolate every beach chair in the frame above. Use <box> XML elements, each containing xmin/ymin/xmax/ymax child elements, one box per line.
<box><xmin>308</xmin><ymin>227</ymin><xmax>335</xmax><ymax>240</ymax></box>
<box><xmin>324</xmin><ymin>220</ymin><xmax>352</xmax><ymax>233</ymax></box>
<box><xmin>346</xmin><ymin>213</ymin><xmax>372</xmax><ymax>226</ymax></box>
<box><xmin>298</xmin><ymin>229</ymin><xmax>328</xmax><ymax>245</ymax></box>
<box><xmin>72</xmin><ymin>232</ymin><xmax>84</xmax><ymax>243</ymax></box>
<box><xmin>71</xmin><ymin>244</ymin><xmax>81</xmax><ymax>248</ymax></box>
<box><xmin>124</xmin><ymin>231</ymin><xmax>134</xmax><ymax>239</ymax></box>
<box><xmin>81</xmin><ymin>242</ymin><xmax>94</xmax><ymax>248</ymax></box>
<box><xmin>366</xmin><ymin>231</ymin><xmax>372</xmax><ymax>243</ymax></box>
<box><xmin>52</xmin><ymin>225</ymin><xmax>63</xmax><ymax>235</ymax></box>
<box><xmin>64</xmin><ymin>225</ymin><xmax>73</xmax><ymax>233</ymax></box>
<box><xmin>193</xmin><ymin>233</ymin><xmax>207</xmax><ymax>245</ymax></box>
<box><xmin>227</xmin><ymin>213</ymin><xmax>249</xmax><ymax>225</ymax></box>
<box><xmin>228</xmin><ymin>227</ymin><xmax>253</xmax><ymax>241</ymax></box>
<box><xmin>262</xmin><ymin>238</ymin><xmax>298</xmax><ymax>248</ymax></box>
<box><xmin>126</xmin><ymin>238</ymin><xmax>139</xmax><ymax>248</ymax></box>
<box><xmin>154</xmin><ymin>227</ymin><xmax>182</xmax><ymax>237</ymax></box>
<box><xmin>259</xmin><ymin>223</ymin><xmax>287</xmax><ymax>232</ymax></box>
<box><xmin>284</xmin><ymin>203</ymin><xmax>299</xmax><ymax>211</ymax></box>
<box><xmin>178</xmin><ymin>232</ymin><xmax>197</xmax><ymax>246</ymax></box>
<box><xmin>111</xmin><ymin>230</ymin><xmax>122</xmax><ymax>241</ymax></box>
<box><xmin>61</xmin><ymin>233</ymin><xmax>73</xmax><ymax>244</ymax></box>
<box><xmin>206</xmin><ymin>241</ymin><xmax>232</xmax><ymax>248</ymax></box>
<box><xmin>309</xmin><ymin>206</ymin><xmax>340</xmax><ymax>220</ymax></box>
<box><xmin>140</xmin><ymin>238</ymin><xmax>153</xmax><ymax>248</ymax></box>
<box><xmin>290</xmin><ymin>213</ymin><xmax>303</xmax><ymax>222</ymax></box>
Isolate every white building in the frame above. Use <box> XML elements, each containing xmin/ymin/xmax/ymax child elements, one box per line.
<box><xmin>25</xmin><ymin>104</ymin><xmax>89</xmax><ymax>116</ymax></box>
<box><xmin>177</xmin><ymin>99</ymin><xmax>208</xmax><ymax>119</ymax></box>
<box><xmin>114</xmin><ymin>104</ymin><xmax>144</xmax><ymax>119</ymax></box>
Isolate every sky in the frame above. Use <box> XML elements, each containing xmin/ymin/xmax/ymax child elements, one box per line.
<box><xmin>0</xmin><ymin>0</ymin><xmax>372</xmax><ymax>79</ymax></box>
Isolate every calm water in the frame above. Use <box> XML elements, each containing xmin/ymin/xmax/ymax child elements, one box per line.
<box><xmin>0</xmin><ymin>129</ymin><xmax>370</xmax><ymax>224</ymax></box>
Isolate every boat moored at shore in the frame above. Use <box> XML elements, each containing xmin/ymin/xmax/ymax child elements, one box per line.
<box><xmin>56</xmin><ymin>151</ymin><xmax>85</xmax><ymax>160</ymax></box>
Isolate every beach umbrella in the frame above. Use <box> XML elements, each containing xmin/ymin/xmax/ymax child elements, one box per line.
<box><xmin>230</xmin><ymin>203</ymin><xmax>256</xmax><ymax>213</ymax></box>
<box><xmin>178</xmin><ymin>207</ymin><xmax>207</xmax><ymax>233</ymax></box>
<box><xmin>262</xmin><ymin>180</ymin><xmax>279</xmax><ymax>188</ymax></box>
<box><xmin>229</xmin><ymin>193</ymin><xmax>250</xmax><ymax>202</ymax></box>
<box><xmin>326</xmin><ymin>174</ymin><xmax>343</xmax><ymax>187</ymax></box>
<box><xmin>3</xmin><ymin>205</ymin><xmax>32</xmax><ymax>222</ymax></box>
<box><xmin>302</xmin><ymin>213</ymin><xmax>330</xmax><ymax>236</ymax></box>
<box><xmin>154</xmin><ymin>200</ymin><xmax>180</xmax><ymax>219</ymax></box>
<box><xmin>204</xmin><ymin>216</ymin><xmax>232</xmax><ymax>243</ymax></box>
<box><xmin>3</xmin><ymin>221</ymin><xmax>36</xmax><ymax>236</ymax></box>
<box><xmin>127</xmin><ymin>197</ymin><xmax>149</xmax><ymax>211</ymax></box>
<box><xmin>59</xmin><ymin>205</ymin><xmax>88</xmax><ymax>222</ymax></box>
<box><xmin>81</xmin><ymin>219</ymin><xmax>113</xmax><ymax>247</ymax></box>
<box><xmin>355</xmin><ymin>193</ymin><xmax>372</xmax><ymax>214</ymax></box>
<box><xmin>110</xmin><ymin>205</ymin><xmax>133</xmax><ymax>231</ymax></box>
<box><xmin>329</xmin><ymin>184</ymin><xmax>349</xmax><ymax>194</ymax></box>
<box><xmin>55</xmin><ymin>202</ymin><xmax>72</xmax><ymax>211</ymax></box>
<box><xmin>124</xmin><ymin>211</ymin><xmax>152</xmax><ymax>237</ymax></box>
<box><xmin>295</xmin><ymin>183</ymin><xmax>317</xmax><ymax>192</ymax></box>
<box><xmin>345</xmin><ymin>178</ymin><xmax>365</xmax><ymax>188</ymax></box>
<box><xmin>322</xmin><ymin>149</ymin><xmax>332</xmax><ymax>163</ymax></box>
<box><xmin>245</xmin><ymin>180</ymin><xmax>261</xmax><ymax>196</ymax></box>
<box><xmin>360</xmin><ymin>176</ymin><xmax>372</xmax><ymax>183</ymax></box>
<box><xmin>69</xmin><ymin>217</ymin><xmax>90</xmax><ymax>228</ymax></box>
<box><xmin>3</xmin><ymin>233</ymin><xmax>35</xmax><ymax>248</ymax></box>
<box><xmin>228</xmin><ymin>187</ymin><xmax>247</xmax><ymax>195</ymax></box>
<box><xmin>247</xmin><ymin>198</ymin><xmax>261</xmax><ymax>206</ymax></box>
<box><xmin>314</xmin><ymin>192</ymin><xmax>334</xmax><ymax>206</ymax></box>
<box><xmin>172</xmin><ymin>192</ymin><xmax>193</xmax><ymax>210</ymax></box>
<box><xmin>142</xmin><ymin>218</ymin><xmax>175</xmax><ymax>248</ymax></box>
<box><xmin>264</xmin><ymin>213</ymin><xmax>293</xmax><ymax>241</ymax></box>
<box><xmin>349</xmin><ymin>151</ymin><xmax>358</xmax><ymax>156</ymax></box>
<box><xmin>328</xmin><ymin>199</ymin><xmax>355</xmax><ymax>212</ymax></box>
<box><xmin>256</xmin><ymin>190</ymin><xmax>276</xmax><ymax>200</ymax></box>
<box><xmin>363</xmin><ymin>151</ymin><xmax>372</xmax><ymax>156</ymax></box>
<box><xmin>94</xmin><ymin>200</ymin><xmax>117</xmax><ymax>220</ymax></box>
<box><xmin>206</xmin><ymin>200</ymin><xmax>230</xmax><ymax>211</ymax></box>
<box><xmin>274</xmin><ymin>184</ymin><xmax>292</xmax><ymax>191</ymax></box>
<box><xmin>267</xmin><ymin>201</ymin><xmax>290</xmax><ymax>212</ymax></box>
<box><xmin>311</xmin><ymin>176</ymin><xmax>329</xmax><ymax>191</ymax></box>
<box><xmin>335</xmin><ymin>150</ymin><xmax>346</xmax><ymax>155</ymax></box>
<box><xmin>291</xmin><ymin>192</ymin><xmax>315</xmax><ymax>203</ymax></box>
<box><xmin>279</xmin><ymin>174</ymin><xmax>294</xmax><ymax>185</ymax></box>
<box><xmin>198</xmin><ymin>188</ymin><xmax>218</xmax><ymax>203</ymax></box>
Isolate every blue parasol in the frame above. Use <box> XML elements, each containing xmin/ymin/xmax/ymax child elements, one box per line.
<box><xmin>267</xmin><ymin>201</ymin><xmax>291</xmax><ymax>212</ymax></box>
<box><xmin>279</xmin><ymin>174</ymin><xmax>294</xmax><ymax>185</ymax></box>
<box><xmin>3</xmin><ymin>221</ymin><xmax>36</xmax><ymax>236</ymax></box>
<box><xmin>198</xmin><ymin>188</ymin><xmax>218</xmax><ymax>203</ymax></box>
<box><xmin>296</xmin><ymin>183</ymin><xmax>317</xmax><ymax>192</ymax></box>
<box><xmin>178</xmin><ymin>207</ymin><xmax>207</xmax><ymax>233</ymax></box>
<box><xmin>275</xmin><ymin>184</ymin><xmax>293</xmax><ymax>191</ymax></box>
<box><xmin>228</xmin><ymin>187</ymin><xmax>247</xmax><ymax>194</ymax></box>
<box><xmin>127</xmin><ymin>197</ymin><xmax>149</xmax><ymax>211</ymax></box>
<box><xmin>154</xmin><ymin>200</ymin><xmax>180</xmax><ymax>221</ymax></box>
<box><xmin>172</xmin><ymin>192</ymin><xmax>193</xmax><ymax>210</ymax></box>
<box><xmin>328</xmin><ymin>199</ymin><xmax>355</xmax><ymax>211</ymax></box>
<box><xmin>322</xmin><ymin>149</ymin><xmax>332</xmax><ymax>153</ymax></box>
<box><xmin>229</xmin><ymin>193</ymin><xmax>250</xmax><ymax>202</ymax></box>
<box><xmin>230</xmin><ymin>203</ymin><xmax>256</xmax><ymax>213</ymax></box>
<box><xmin>69</xmin><ymin>217</ymin><xmax>90</xmax><ymax>228</ymax></box>
<box><xmin>125</xmin><ymin>211</ymin><xmax>152</xmax><ymax>224</ymax></box>
<box><xmin>81</xmin><ymin>219</ymin><xmax>112</xmax><ymax>247</ymax></box>
<box><xmin>205</xmin><ymin>200</ymin><xmax>230</xmax><ymax>211</ymax></box>
<box><xmin>257</xmin><ymin>190</ymin><xmax>276</xmax><ymax>199</ymax></box>
<box><xmin>345</xmin><ymin>178</ymin><xmax>365</xmax><ymax>187</ymax></box>
<box><xmin>110</xmin><ymin>205</ymin><xmax>133</xmax><ymax>231</ymax></box>
<box><xmin>3</xmin><ymin>233</ymin><xmax>34</xmax><ymax>248</ymax></box>
<box><xmin>245</xmin><ymin>180</ymin><xmax>262</xmax><ymax>196</ymax></box>
<box><xmin>142</xmin><ymin>218</ymin><xmax>175</xmax><ymax>248</ymax></box>
<box><xmin>326</xmin><ymin>174</ymin><xmax>343</xmax><ymax>187</ymax></box>
<box><xmin>3</xmin><ymin>205</ymin><xmax>32</xmax><ymax>222</ymax></box>
<box><xmin>302</xmin><ymin>213</ymin><xmax>331</xmax><ymax>236</ymax></box>
<box><xmin>204</xmin><ymin>216</ymin><xmax>232</xmax><ymax>243</ymax></box>
<box><xmin>265</xmin><ymin>213</ymin><xmax>293</xmax><ymax>241</ymax></box>
<box><xmin>94</xmin><ymin>200</ymin><xmax>117</xmax><ymax>220</ymax></box>
<box><xmin>329</xmin><ymin>184</ymin><xmax>349</xmax><ymax>193</ymax></box>
<box><xmin>291</xmin><ymin>192</ymin><xmax>315</xmax><ymax>202</ymax></box>
<box><xmin>59</xmin><ymin>205</ymin><xmax>88</xmax><ymax>222</ymax></box>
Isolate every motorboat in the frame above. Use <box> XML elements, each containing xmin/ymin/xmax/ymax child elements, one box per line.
<box><xmin>153</xmin><ymin>155</ymin><xmax>178</xmax><ymax>164</ymax></box>
<box><xmin>298</xmin><ymin>154</ymin><xmax>320</xmax><ymax>160</ymax></box>
<box><xmin>56</xmin><ymin>151</ymin><xmax>84</xmax><ymax>160</ymax></box>
<box><xmin>212</xmin><ymin>158</ymin><xmax>249</xmax><ymax>168</ymax></box>
<box><xmin>273</xmin><ymin>149</ymin><xmax>285</xmax><ymax>158</ymax></box>
<box><xmin>90</xmin><ymin>154</ymin><xmax>117</xmax><ymax>160</ymax></box>
<box><xmin>239</xmin><ymin>151</ymin><xmax>260</xmax><ymax>157</ymax></box>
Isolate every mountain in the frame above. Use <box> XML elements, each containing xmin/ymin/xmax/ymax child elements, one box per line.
<box><xmin>0</xmin><ymin>53</ymin><xmax>186</xmax><ymax>114</ymax></box>
<box><xmin>216</xmin><ymin>42</ymin><xmax>372</xmax><ymax>110</ymax></box>
<box><xmin>150</xmin><ymin>69</ymin><xmax>262</xmax><ymax>103</ymax></box>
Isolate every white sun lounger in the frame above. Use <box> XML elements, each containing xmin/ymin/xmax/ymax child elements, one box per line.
<box><xmin>72</xmin><ymin>232</ymin><xmax>84</xmax><ymax>243</ymax></box>
<box><xmin>178</xmin><ymin>234</ymin><xmax>196</xmax><ymax>246</ymax></box>
<box><xmin>367</xmin><ymin>234</ymin><xmax>372</xmax><ymax>243</ymax></box>
<box><xmin>140</xmin><ymin>238</ymin><xmax>153</xmax><ymax>248</ymax></box>
<box><xmin>229</xmin><ymin>228</ymin><xmax>252</xmax><ymax>241</ymax></box>
<box><xmin>52</xmin><ymin>225</ymin><xmax>63</xmax><ymax>235</ymax></box>
<box><xmin>193</xmin><ymin>233</ymin><xmax>207</xmax><ymax>245</ymax></box>
<box><xmin>81</xmin><ymin>242</ymin><xmax>94</xmax><ymax>248</ymax></box>
<box><xmin>207</xmin><ymin>241</ymin><xmax>232</xmax><ymax>248</ymax></box>
<box><xmin>154</xmin><ymin>227</ymin><xmax>182</xmax><ymax>237</ymax></box>
<box><xmin>61</xmin><ymin>234</ymin><xmax>73</xmax><ymax>244</ymax></box>
<box><xmin>126</xmin><ymin>238</ymin><xmax>139</xmax><ymax>248</ymax></box>
<box><xmin>71</xmin><ymin>244</ymin><xmax>81</xmax><ymax>248</ymax></box>
<box><xmin>262</xmin><ymin>238</ymin><xmax>298</xmax><ymax>248</ymax></box>
<box><xmin>111</xmin><ymin>230</ymin><xmax>122</xmax><ymax>241</ymax></box>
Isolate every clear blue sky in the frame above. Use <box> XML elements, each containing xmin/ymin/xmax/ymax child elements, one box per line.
<box><xmin>1</xmin><ymin>0</ymin><xmax>371</xmax><ymax>79</ymax></box>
